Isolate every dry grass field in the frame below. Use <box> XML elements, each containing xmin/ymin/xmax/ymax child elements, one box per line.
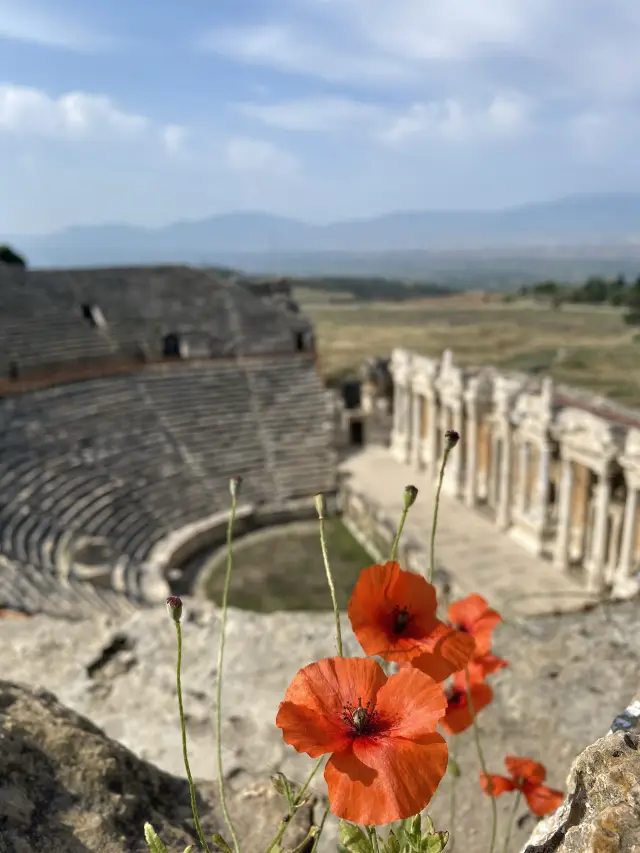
<box><xmin>296</xmin><ymin>288</ymin><xmax>640</xmax><ymax>407</ymax></box>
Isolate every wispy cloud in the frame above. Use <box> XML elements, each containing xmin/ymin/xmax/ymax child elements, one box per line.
<box><xmin>236</xmin><ymin>96</ymin><xmax>384</xmax><ymax>131</ymax></box>
<box><xmin>162</xmin><ymin>124</ymin><xmax>190</xmax><ymax>154</ymax></box>
<box><xmin>0</xmin><ymin>84</ymin><xmax>148</xmax><ymax>138</ymax></box>
<box><xmin>0</xmin><ymin>1</ymin><xmax>116</xmax><ymax>51</ymax></box>
<box><xmin>225</xmin><ymin>136</ymin><xmax>299</xmax><ymax>175</ymax></box>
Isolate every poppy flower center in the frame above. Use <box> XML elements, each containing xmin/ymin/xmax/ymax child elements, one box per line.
<box><xmin>446</xmin><ymin>689</ymin><xmax>468</xmax><ymax>710</ymax></box>
<box><xmin>342</xmin><ymin>697</ymin><xmax>380</xmax><ymax>737</ymax></box>
<box><xmin>392</xmin><ymin>605</ymin><xmax>411</xmax><ymax>635</ymax></box>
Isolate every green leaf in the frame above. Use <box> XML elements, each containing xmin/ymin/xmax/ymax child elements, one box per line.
<box><xmin>422</xmin><ymin>831</ymin><xmax>449</xmax><ymax>853</ymax></box>
<box><xmin>338</xmin><ymin>820</ymin><xmax>374</xmax><ymax>853</ymax></box>
<box><xmin>211</xmin><ymin>833</ymin><xmax>234</xmax><ymax>853</ymax></box>
<box><xmin>285</xmin><ymin>825</ymin><xmax>321</xmax><ymax>853</ymax></box>
<box><xmin>183</xmin><ymin>847</ymin><xmax>194</xmax><ymax>853</ymax></box>
<box><xmin>422</xmin><ymin>815</ymin><xmax>435</xmax><ymax>835</ymax></box>
<box><xmin>143</xmin><ymin>823</ymin><xmax>169</xmax><ymax>853</ymax></box>
<box><xmin>409</xmin><ymin>814</ymin><xmax>422</xmax><ymax>839</ymax></box>
<box><xmin>271</xmin><ymin>772</ymin><xmax>296</xmax><ymax>809</ymax></box>
<box><xmin>447</xmin><ymin>758</ymin><xmax>461</xmax><ymax>778</ymax></box>
<box><xmin>382</xmin><ymin>829</ymin><xmax>401</xmax><ymax>853</ymax></box>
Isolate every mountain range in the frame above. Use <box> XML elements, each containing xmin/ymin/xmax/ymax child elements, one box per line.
<box><xmin>9</xmin><ymin>192</ymin><xmax>640</xmax><ymax>277</ymax></box>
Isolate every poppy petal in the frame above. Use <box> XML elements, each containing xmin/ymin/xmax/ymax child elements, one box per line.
<box><xmin>325</xmin><ymin>732</ymin><xmax>448</xmax><ymax>825</ymax></box>
<box><xmin>471</xmin><ymin>610</ymin><xmax>503</xmax><ymax>656</ymax></box>
<box><xmin>462</xmin><ymin>655</ymin><xmax>509</xmax><ymax>687</ymax></box>
<box><xmin>440</xmin><ymin>683</ymin><xmax>493</xmax><ymax>735</ymax></box>
<box><xmin>277</xmin><ymin>657</ymin><xmax>387</xmax><ymax>756</ymax></box>
<box><xmin>522</xmin><ymin>783</ymin><xmax>564</xmax><ymax>817</ymax></box>
<box><xmin>448</xmin><ymin>593</ymin><xmax>490</xmax><ymax>630</ymax></box>
<box><xmin>505</xmin><ymin>756</ymin><xmax>547</xmax><ymax>784</ymax></box>
<box><xmin>479</xmin><ymin>773</ymin><xmax>517</xmax><ymax>797</ymax></box>
<box><xmin>411</xmin><ymin>627</ymin><xmax>476</xmax><ymax>682</ymax></box>
<box><xmin>375</xmin><ymin>665</ymin><xmax>447</xmax><ymax>737</ymax></box>
<box><xmin>276</xmin><ymin>701</ymin><xmax>348</xmax><ymax>757</ymax></box>
<box><xmin>348</xmin><ymin>562</ymin><xmax>440</xmax><ymax>661</ymax></box>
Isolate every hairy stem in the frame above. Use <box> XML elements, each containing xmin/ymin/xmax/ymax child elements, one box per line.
<box><xmin>390</xmin><ymin>506</ymin><xmax>409</xmax><ymax>562</ymax></box>
<box><xmin>428</xmin><ymin>447</ymin><xmax>452</xmax><ymax>583</ymax></box>
<box><xmin>502</xmin><ymin>791</ymin><xmax>522</xmax><ymax>853</ymax></box>
<box><xmin>214</xmin><ymin>496</ymin><xmax>242</xmax><ymax>853</ymax></box>
<box><xmin>263</xmin><ymin>757</ymin><xmax>324</xmax><ymax>853</ymax></box>
<box><xmin>319</xmin><ymin>516</ymin><xmax>343</xmax><ymax>657</ymax></box>
<box><xmin>174</xmin><ymin>621</ymin><xmax>211</xmax><ymax>853</ymax></box>
<box><xmin>466</xmin><ymin>667</ymin><xmax>498</xmax><ymax>853</ymax></box>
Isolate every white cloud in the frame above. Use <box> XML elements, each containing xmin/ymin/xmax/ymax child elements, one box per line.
<box><xmin>162</xmin><ymin>124</ymin><xmax>189</xmax><ymax>154</ymax></box>
<box><xmin>0</xmin><ymin>0</ymin><xmax>114</xmax><ymax>51</ymax></box>
<box><xmin>379</xmin><ymin>93</ymin><xmax>530</xmax><ymax>146</ymax></box>
<box><xmin>0</xmin><ymin>84</ymin><xmax>148</xmax><ymax>139</ymax></box>
<box><xmin>199</xmin><ymin>23</ymin><xmax>411</xmax><ymax>84</ymax></box>
<box><xmin>236</xmin><ymin>96</ymin><xmax>384</xmax><ymax>131</ymax></box>
<box><xmin>225</xmin><ymin>137</ymin><xmax>298</xmax><ymax>175</ymax></box>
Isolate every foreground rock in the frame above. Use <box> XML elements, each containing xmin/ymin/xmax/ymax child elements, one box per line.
<box><xmin>1</xmin><ymin>598</ymin><xmax>640</xmax><ymax>851</ymax></box>
<box><xmin>522</xmin><ymin>728</ymin><xmax>640</xmax><ymax>853</ymax></box>
<box><xmin>0</xmin><ymin>680</ymin><xmax>313</xmax><ymax>853</ymax></box>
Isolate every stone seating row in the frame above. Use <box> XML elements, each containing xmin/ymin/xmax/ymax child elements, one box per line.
<box><xmin>0</xmin><ymin>266</ymin><xmax>313</xmax><ymax>374</ymax></box>
<box><xmin>0</xmin><ymin>358</ymin><xmax>336</xmax><ymax>605</ymax></box>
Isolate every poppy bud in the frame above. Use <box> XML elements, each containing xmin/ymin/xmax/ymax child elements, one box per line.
<box><xmin>229</xmin><ymin>476</ymin><xmax>243</xmax><ymax>499</ymax></box>
<box><xmin>444</xmin><ymin>430</ymin><xmax>460</xmax><ymax>451</ymax></box>
<box><xmin>403</xmin><ymin>485</ymin><xmax>418</xmax><ymax>509</ymax></box>
<box><xmin>166</xmin><ymin>595</ymin><xmax>183</xmax><ymax>623</ymax></box>
<box><xmin>314</xmin><ymin>493</ymin><xmax>327</xmax><ymax>520</ymax></box>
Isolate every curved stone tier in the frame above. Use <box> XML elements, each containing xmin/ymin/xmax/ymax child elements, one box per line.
<box><xmin>0</xmin><ymin>357</ymin><xmax>336</xmax><ymax>608</ymax></box>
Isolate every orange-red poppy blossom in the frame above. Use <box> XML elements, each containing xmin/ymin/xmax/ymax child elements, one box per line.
<box><xmin>348</xmin><ymin>562</ymin><xmax>474</xmax><ymax>678</ymax></box>
<box><xmin>276</xmin><ymin>656</ymin><xmax>448</xmax><ymax>825</ymax></box>
<box><xmin>480</xmin><ymin>756</ymin><xmax>564</xmax><ymax>816</ymax></box>
<box><xmin>448</xmin><ymin>593</ymin><xmax>502</xmax><ymax>657</ymax></box>
<box><xmin>457</xmin><ymin>653</ymin><xmax>509</xmax><ymax>689</ymax></box>
<box><xmin>440</xmin><ymin>670</ymin><xmax>494</xmax><ymax>735</ymax></box>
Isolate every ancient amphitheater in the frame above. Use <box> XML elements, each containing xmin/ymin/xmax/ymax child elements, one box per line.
<box><xmin>2</xmin><ymin>264</ymin><xmax>640</xmax><ymax>853</ymax></box>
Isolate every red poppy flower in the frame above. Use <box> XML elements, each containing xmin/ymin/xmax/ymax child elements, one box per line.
<box><xmin>440</xmin><ymin>674</ymin><xmax>494</xmax><ymax>736</ymax></box>
<box><xmin>276</xmin><ymin>656</ymin><xmax>448</xmax><ymax>825</ymax></box>
<box><xmin>457</xmin><ymin>654</ymin><xmax>509</xmax><ymax>688</ymax></box>
<box><xmin>409</xmin><ymin>622</ymin><xmax>476</xmax><ymax>682</ymax></box>
<box><xmin>448</xmin><ymin>594</ymin><xmax>502</xmax><ymax>657</ymax></box>
<box><xmin>480</xmin><ymin>756</ymin><xmax>564</xmax><ymax>817</ymax></box>
<box><xmin>348</xmin><ymin>562</ymin><xmax>474</xmax><ymax>677</ymax></box>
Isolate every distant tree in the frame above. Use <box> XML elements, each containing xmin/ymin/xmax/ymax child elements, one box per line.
<box><xmin>0</xmin><ymin>245</ymin><xmax>26</xmax><ymax>267</ymax></box>
<box><xmin>623</xmin><ymin>309</ymin><xmax>640</xmax><ymax>326</ymax></box>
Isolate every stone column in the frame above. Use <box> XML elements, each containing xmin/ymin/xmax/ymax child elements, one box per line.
<box><xmin>488</xmin><ymin>432</ymin><xmax>500</xmax><ymax>508</ymax></box>
<box><xmin>496</xmin><ymin>424</ymin><xmax>513</xmax><ymax>530</ymax></box>
<box><xmin>426</xmin><ymin>392</ymin><xmax>439</xmax><ymax>472</ymax></box>
<box><xmin>537</xmin><ymin>442</ymin><xmax>551</xmax><ymax>525</ymax></box>
<box><xmin>586</xmin><ymin>472</ymin><xmax>611</xmax><ymax>592</ymax></box>
<box><xmin>616</xmin><ymin>486</ymin><xmax>639</xmax><ymax>580</ymax></box>
<box><xmin>517</xmin><ymin>440</ymin><xmax>530</xmax><ymax>515</ymax></box>
<box><xmin>464</xmin><ymin>400</ymin><xmax>479</xmax><ymax>508</ymax></box>
<box><xmin>553</xmin><ymin>456</ymin><xmax>574</xmax><ymax>571</ymax></box>
<box><xmin>410</xmin><ymin>391</ymin><xmax>423</xmax><ymax>468</ymax></box>
<box><xmin>391</xmin><ymin>383</ymin><xmax>407</xmax><ymax>462</ymax></box>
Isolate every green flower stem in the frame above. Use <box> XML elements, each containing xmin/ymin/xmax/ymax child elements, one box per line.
<box><xmin>174</xmin><ymin>621</ymin><xmax>211</xmax><ymax>853</ymax></box>
<box><xmin>502</xmin><ymin>791</ymin><xmax>522</xmax><ymax>853</ymax></box>
<box><xmin>390</xmin><ymin>506</ymin><xmax>409</xmax><ymax>562</ymax></box>
<box><xmin>311</xmin><ymin>805</ymin><xmax>330</xmax><ymax>853</ymax></box>
<box><xmin>448</xmin><ymin>737</ymin><xmax>460</xmax><ymax>852</ymax></box>
<box><xmin>319</xmin><ymin>515</ymin><xmax>343</xmax><ymax>657</ymax></box>
<box><xmin>368</xmin><ymin>827</ymin><xmax>381</xmax><ymax>853</ymax></box>
<box><xmin>428</xmin><ymin>447</ymin><xmax>452</xmax><ymax>583</ymax></box>
<box><xmin>263</xmin><ymin>757</ymin><xmax>324</xmax><ymax>853</ymax></box>
<box><xmin>466</xmin><ymin>667</ymin><xmax>497</xmax><ymax>853</ymax></box>
<box><xmin>214</xmin><ymin>496</ymin><xmax>242</xmax><ymax>853</ymax></box>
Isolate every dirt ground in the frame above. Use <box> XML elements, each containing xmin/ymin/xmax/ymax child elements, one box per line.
<box><xmin>202</xmin><ymin>519</ymin><xmax>373</xmax><ymax>611</ymax></box>
<box><xmin>297</xmin><ymin>289</ymin><xmax>640</xmax><ymax>407</ymax></box>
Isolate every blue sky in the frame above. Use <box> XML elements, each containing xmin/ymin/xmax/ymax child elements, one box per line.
<box><xmin>2</xmin><ymin>0</ymin><xmax>640</xmax><ymax>233</ymax></box>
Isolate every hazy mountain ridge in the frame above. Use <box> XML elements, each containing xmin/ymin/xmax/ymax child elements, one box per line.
<box><xmin>8</xmin><ymin>193</ymin><xmax>640</xmax><ymax>277</ymax></box>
